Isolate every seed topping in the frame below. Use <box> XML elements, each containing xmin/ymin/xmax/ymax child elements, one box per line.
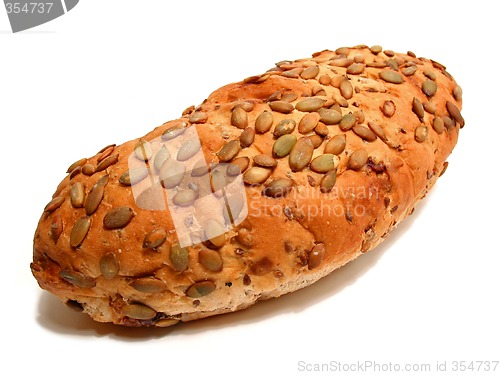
<box><xmin>59</xmin><ymin>269</ymin><xmax>96</xmax><ymax>289</ymax></box>
<box><xmin>273</xmin><ymin>134</ymin><xmax>297</xmax><ymax>158</ymax></box>
<box><xmin>231</xmin><ymin>107</ymin><xmax>248</xmax><ymax>129</ymax></box>
<box><xmin>263</xmin><ymin>178</ymin><xmax>293</xmax><ymax>198</ymax></box>
<box><xmin>70</xmin><ymin>216</ymin><xmax>91</xmax><ymax>247</ymax></box>
<box><xmin>217</xmin><ymin>140</ymin><xmax>240</xmax><ymax>162</ymax></box>
<box><xmin>100</xmin><ymin>252</ymin><xmax>120</xmax><ymax>279</ymax></box>
<box><xmin>310</xmin><ymin>154</ymin><xmax>339</xmax><ymax>173</ymax></box>
<box><xmin>269</xmin><ymin>101</ymin><xmax>294</xmax><ymax>114</ymax></box>
<box><xmin>103</xmin><ymin>207</ymin><xmax>134</xmax><ymax>229</ymax></box>
<box><xmin>70</xmin><ymin>182</ymin><xmax>85</xmax><ymax>208</ymax></box>
<box><xmin>186</xmin><ymin>281</ymin><xmax>216</xmax><ymax>298</ymax></box>
<box><xmin>348</xmin><ymin>149</ymin><xmax>369</xmax><ymax>170</ymax></box>
<box><xmin>199</xmin><ymin>249</ymin><xmax>223</xmax><ymax>272</ymax></box>
<box><xmin>289</xmin><ymin>137</ymin><xmax>314</xmax><ymax>172</ymax></box>
<box><xmin>379</xmin><ymin>70</ymin><xmax>404</xmax><ymax>84</ymax></box>
<box><xmin>295</xmin><ymin>97</ymin><xmax>326</xmax><ymax>112</ymax></box>
<box><xmin>255</xmin><ymin>111</ymin><xmax>274</xmax><ymax>133</ymax></box>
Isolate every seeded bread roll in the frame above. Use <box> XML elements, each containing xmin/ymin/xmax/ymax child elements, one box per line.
<box><xmin>32</xmin><ymin>45</ymin><xmax>463</xmax><ymax>327</ymax></box>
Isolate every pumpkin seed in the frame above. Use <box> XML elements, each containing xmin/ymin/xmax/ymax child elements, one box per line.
<box><xmin>314</xmin><ymin>122</ymin><xmax>329</xmax><ymax>137</ymax></box>
<box><xmin>412</xmin><ymin>97</ymin><xmax>425</xmax><ymax>120</ymax></box>
<box><xmin>352</xmin><ymin>124</ymin><xmax>377</xmax><ymax>142</ymax></box>
<box><xmin>170</xmin><ymin>242</ymin><xmax>189</xmax><ymax>272</ymax></box>
<box><xmin>143</xmin><ymin>228</ymin><xmax>167</xmax><ymax>249</ymax></box>
<box><xmin>233</xmin><ymin>101</ymin><xmax>254</xmax><ymax>112</ymax></box>
<box><xmin>295</xmin><ymin>97</ymin><xmax>326</xmax><ymax>112</ymax></box>
<box><xmin>155</xmin><ymin>319</ymin><xmax>180</xmax><ymax>328</ymax></box>
<box><xmin>85</xmin><ymin>182</ymin><xmax>105</xmax><ymax>215</ymax></box>
<box><xmin>217</xmin><ymin>140</ymin><xmax>240</xmax><ymax>162</ymax></box>
<box><xmin>339</xmin><ymin>79</ymin><xmax>353</xmax><ymax>99</ymax></box>
<box><xmin>318</xmin><ymin>108</ymin><xmax>342</xmax><ymax>125</ymax></box>
<box><xmin>69</xmin><ymin>166</ymin><xmax>81</xmax><ymax>179</ymax></box>
<box><xmin>121</xmin><ymin>303</ymin><xmax>157</xmax><ymax>320</ymax></box>
<box><xmin>95</xmin><ymin>154</ymin><xmax>119</xmax><ymax>172</ymax></box>
<box><xmin>329</xmin><ymin>58</ymin><xmax>353</xmax><ymax>67</ymax></box>
<box><xmin>310</xmin><ymin>154</ymin><xmax>339</xmax><ymax>173</ymax></box>
<box><xmin>44</xmin><ymin>196</ymin><xmax>65</xmax><ymax>213</ymax></box>
<box><xmin>255</xmin><ymin>111</ymin><xmax>273</xmax><ymax>133</ymax></box>
<box><xmin>70</xmin><ymin>182</ymin><xmax>85</xmax><ymax>208</ymax></box>
<box><xmin>100</xmin><ymin>252</ymin><xmax>120</xmax><ymax>279</ymax></box>
<box><xmin>210</xmin><ymin>169</ymin><xmax>226</xmax><ymax>195</ymax></box>
<box><xmin>59</xmin><ymin>269</ymin><xmax>96</xmax><ymax>288</ymax></box>
<box><xmin>282</xmin><ymin>92</ymin><xmax>298</xmax><ymax>102</ymax></box>
<box><xmin>442</xmin><ymin>115</ymin><xmax>455</xmax><ymax>130</ymax></box>
<box><xmin>446</xmin><ymin>101</ymin><xmax>465</xmax><ymax>127</ymax></box>
<box><xmin>339</xmin><ymin>113</ymin><xmax>356</xmax><ymax>131</ymax></box>
<box><xmin>227</xmin><ymin>157</ymin><xmax>250</xmax><ymax>176</ymax></box>
<box><xmin>348</xmin><ymin>149</ymin><xmax>368</xmax><ymax>170</ymax></box>
<box><xmin>273</xmin><ymin>134</ymin><xmax>297</xmax><ymax>158</ymax></box>
<box><xmin>309</xmin><ymin>134</ymin><xmax>323</xmax><ymax>148</ymax></box>
<box><xmin>134</xmin><ymin>139</ymin><xmax>153</xmax><ymax>162</ymax></box>
<box><xmin>273</xmin><ymin>119</ymin><xmax>296</xmax><ymax>137</ymax></box>
<box><xmin>269</xmin><ymin>101</ymin><xmax>294</xmax><ymax>114</ymax></box>
<box><xmin>312</xmin><ymin>85</ymin><xmax>326</xmax><ymax>96</ymax></box>
<box><xmin>308</xmin><ymin>243</ymin><xmax>325</xmax><ymax>270</ymax></box>
<box><xmin>119</xmin><ymin>166</ymin><xmax>149</xmax><ymax>186</ymax></box>
<box><xmin>103</xmin><ymin>207</ymin><xmax>134</xmax><ymax>229</ymax></box>
<box><xmin>423</xmin><ymin>101</ymin><xmax>436</xmax><ymax>114</ymax></box>
<box><xmin>130</xmin><ymin>277</ymin><xmax>168</xmax><ymax>293</ymax></box>
<box><xmin>324</xmin><ymin>134</ymin><xmax>346</xmax><ymax>155</ymax></box>
<box><xmin>263</xmin><ymin>178</ymin><xmax>293</xmax><ymax>198</ymax></box>
<box><xmin>172</xmin><ymin>189</ymin><xmax>198</xmax><ymax>207</ymax></box>
<box><xmin>177</xmin><ymin>138</ymin><xmax>201</xmax><ymax>161</ymax></box>
<box><xmin>402</xmin><ymin>65</ymin><xmax>417</xmax><ymax>76</ymax></box>
<box><xmin>386</xmin><ymin>58</ymin><xmax>398</xmax><ymax>70</ymax></box>
<box><xmin>204</xmin><ymin>219</ymin><xmax>226</xmax><ymax>247</ymax></box>
<box><xmin>161</xmin><ymin>125</ymin><xmax>186</xmax><ymax>141</ymax></box>
<box><xmin>49</xmin><ymin>215</ymin><xmax>63</xmax><ymax>243</ymax></box>
<box><xmin>199</xmin><ymin>249</ymin><xmax>223</xmax><ymax>272</ymax></box>
<box><xmin>191</xmin><ymin>158</ymin><xmax>209</xmax><ymax>177</ymax></box>
<box><xmin>415</xmin><ymin>126</ymin><xmax>428</xmax><ymax>143</ymax></box>
<box><xmin>368</xmin><ymin>121</ymin><xmax>387</xmax><ymax>141</ymax></box>
<box><xmin>243</xmin><ymin>167</ymin><xmax>271</xmax><ymax>185</ymax></box>
<box><xmin>189</xmin><ymin>111</ymin><xmax>208</xmax><ymax>124</ymax></box>
<box><xmin>186</xmin><ymin>281</ymin><xmax>216</xmax><ymax>298</ymax></box>
<box><xmin>346</xmin><ymin>63</ymin><xmax>365</xmax><ymax>75</ymax></box>
<box><xmin>240</xmin><ymin>127</ymin><xmax>255</xmax><ymax>148</ymax></box>
<box><xmin>320</xmin><ymin>170</ymin><xmax>337</xmax><ymax>193</ymax></box>
<box><xmin>70</xmin><ymin>216</ymin><xmax>91</xmax><ymax>247</ymax></box>
<box><xmin>282</xmin><ymin>68</ymin><xmax>302</xmax><ymax>78</ymax></box>
<box><xmin>223</xmin><ymin>192</ymin><xmax>245</xmax><ymax>225</ymax></box>
<box><xmin>254</xmin><ymin>154</ymin><xmax>278</xmax><ymax>168</ymax></box>
<box><xmin>379</xmin><ymin>70</ymin><xmax>404</xmax><ymax>84</ymax></box>
<box><xmin>300</xmin><ymin>65</ymin><xmax>320</xmax><ymax>79</ymax></box>
<box><xmin>298</xmin><ymin>112</ymin><xmax>320</xmax><ymax>134</ymax></box>
<box><xmin>289</xmin><ymin>137</ymin><xmax>314</xmax><ymax>172</ymax></box>
<box><xmin>231</xmin><ymin>107</ymin><xmax>248</xmax><ymax>129</ymax></box>
<box><xmin>97</xmin><ymin>145</ymin><xmax>115</xmax><ymax>163</ymax></box>
<box><xmin>318</xmin><ymin>74</ymin><xmax>332</xmax><ymax>85</ymax></box>
<box><xmin>432</xmin><ymin>117</ymin><xmax>445</xmax><ymax>134</ymax></box>
<box><xmin>422</xmin><ymin>79</ymin><xmax>437</xmax><ymax>97</ymax></box>
<box><xmin>354</xmin><ymin>110</ymin><xmax>365</xmax><ymax>124</ymax></box>
<box><xmin>453</xmin><ymin>85</ymin><xmax>463</xmax><ymax>101</ymax></box>
<box><xmin>381</xmin><ymin>100</ymin><xmax>396</xmax><ymax>117</ymax></box>
<box><xmin>81</xmin><ymin>163</ymin><xmax>95</xmax><ymax>176</ymax></box>
<box><xmin>67</xmin><ymin>158</ymin><xmax>87</xmax><ymax>174</ymax></box>
<box><xmin>370</xmin><ymin>45</ymin><xmax>382</xmax><ymax>54</ymax></box>
<box><xmin>160</xmin><ymin>158</ymin><xmax>186</xmax><ymax>189</ymax></box>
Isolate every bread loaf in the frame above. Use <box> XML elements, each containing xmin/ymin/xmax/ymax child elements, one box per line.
<box><xmin>31</xmin><ymin>45</ymin><xmax>464</xmax><ymax>327</ymax></box>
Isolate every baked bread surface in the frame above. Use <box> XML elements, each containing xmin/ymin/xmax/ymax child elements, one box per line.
<box><xmin>31</xmin><ymin>45</ymin><xmax>463</xmax><ymax>327</ymax></box>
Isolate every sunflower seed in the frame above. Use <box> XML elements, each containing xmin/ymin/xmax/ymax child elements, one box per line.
<box><xmin>103</xmin><ymin>207</ymin><xmax>134</xmax><ymax>229</ymax></box>
<box><xmin>346</xmin><ymin>63</ymin><xmax>365</xmax><ymax>75</ymax></box>
<box><xmin>177</xmin><ymin>138</ymin><xmax>201</xmax><ymax>161</ymax></box>
<box><xmin>240</xmin><ymin>127</ymin><xmax>255</xmax><ymax>148</ymax></box>
<box><xmin>381</xmin><ymin>100</ymin><xmax>396</xmax><ymax>117</ymax></box>
<box><xmin>289</xmin><ymin>137</ymin><xmax>314</xmax><ymax>172</ymax></box>
<box><xmin>70</xmin><ymin>182</ymin><xmax>85</xmax><ymax>208</ymax></box>
<box><xmin>269</xmin><ymin>101</ymin><xmax>294</xmax><ymax>114</ymax></box>
<box><xmin>217</xmin><ymin>140</ymin><xmax>240</xmax><ymax>162</ymax></box>
<box><xmin>368</xmin><ymin>121</ymin><xmax>387</xmax><ymax>141</ymax></box>
<box><xmin>298</xmin><ymin>112</ymin><xmax>320</xmax><ymax>134</ymax></box>
<box><xmin>44</xmin><ymin>196</ymin><xmax>65</xmax><ymax>213</ymax></box>
<box><xmin>273</xmin><ymin>134</ymin><xmax>297</xmax><ymax>158</ymax></box>
<box><xmin>402</xmin><ymin>65</ymin><xmax>417</xmax><ymax>76</ymax></box>
<box><xmin>100</xmin><ymin>252</ymin><xmax>120</xmax><ymax>279</ymax></box>
<box><xmin>143</xmin><ymin>228</ymin><xmax>167</xmax><ymax>250</ymax></box>
<box><xmin>231</xmin><ymin>107</ymin><xmax>248</xmax><ymax>129</ymax></box>
<box><xmin>186</xmin><ymin>281</ymin><xmax>216</xmax><ymax>298</ymax></box>
<box><xmin>67</xmin><ymin>158</ymin><xmax>87</xmax><ymax>174</ymax></box>
<box><xmin>254</xmin><ymin>154</ymin><xmax>278</xmax><ymax>168</ymax></box>
<box><xmin>415</xmin><ymin>126</ymin><xmax>428</xmax><ymax>143</ymax></box>
<box><xmin>446</xmin><ymin>101</ymin><xmax>465</xmax><ymax>127</ymax></box>
<box><xmin>199</xmin><ymin>249</ymin><xmax>223</xmax><ymax>272</ymax></box>
<box><xmin>70</xmin><ymin>216</ymin><xmax>91</xmax><ymax>247</ymax></box>
<box><xmin>263</xmin><ymin>178</ymin><xmax>293</xmax><ymax>198</ymax></box>
<box><xmin>318</xmin><ymin>108</ymin><xmax>342</xmax><ymax>125</ymax></box>
<box><xmin>168</xmin><ymin>243</ymin><xmax>188</xmax><ymax>273</ymax></box>
<box><xmin>412</xmin><ymin>97</ymin><xmax>425</xmax><ymax>120</ymax></box>
<box><xmin>310</xmin><ymin>154</ymin><xmax>339</xmax><ymax>173</ymax></box>
<box><xmin>172</xmin><ymin>189</ymin><xmax>198</xmax><ymax>207</ymax></box>
<box><xmin>189</xmin><ymin>111</ymin><xmax>208</xmax><ymax>124</ymax></box>
<box><xmin>295</xmin><ymin>97</ymin><xmax>326</xmax><ymax>112</ymax></box>
<box><xmin>348</xmin><ymin>149</ymin><xmax>368</xmax><ymax>170</ymax></box>
<box><xmin>121</xmin><ymin>303</ymin><xmax>157</xmax><ymax>320</ymax></box>
<box><xmin>119</xmin><ymin>166</ymin><xmax>149</xmax><ymax>186</ymax></box>
<box><xmin>49</xmin><ymin>215</ymin><xmax>63</xmax><ymax>243</ymax></box>
<box><xmin>308</xmin><ymin>243</ymin><xmax>325</xmax><ymax>270</ymax></box>
<box><xmin>134</xmin><ymin>139</ymin><xmax>153</xmax><ymax>162</ymax></box>
<box><xmin>59</xmin><ymin>269</ymin><xmax>96</xmax><ymax>288</ymax></box>
<box><xmin>161</xmin><ymin>125</ymin><xmax>186</xmax><ymax>140</ymax></box>
<box><xmin>227</xmin><ymin>157</ymin><xmax>250</xmax><ymax>176</ymax></box>
<box><xmin>379</xmin><ymin>70</ymin><xmax>404</xmax><ymax>84</ymax></box>
<box><xmin>81</xmin><ymin>163</ymin><xmax>95</xmax><ymax>176</ymax></box>
<box><xmin>160</xmin><ymin>158</ymin><xmax>186</xmax><ymax>189</ymax></box>
<box><xmin>339</xmin><ymin>112</ymin><xmax>356</xmax><ymax>131</ymax></box>
<box><xmin>300</xmin><ymin>65</ymin><xmax>320</xmax><ymax>79</ymax></box>
<box><xmin>273</xmin><ymin>119</ymin><xmax>296</xmax><ymax>137</ymax></box>
<box><xmin>320</xmin><ymin>170</ymin><xmax>337</xmax><ymax>193</ymax></box>
<box><xmin>422</xmin><ymin>79</ymin><xmax>437</xmax><ymax>97</ymax></box>
<box><xmin>130</xmin><ymin>277</ymin><xmax>168</xmax><ymax>293</ymax></box>
<box><xmin>352</xmin><ymin>124</ymin><xmax>377</xmax><ymax>142</ymax></box>
<box><xmin>324</xmin><ymin>134</ymin><xmax>346</xmax><ymax>155</ymax></box>
<box><xmin>339</xmin><ymin>79</ymin><xmax>353</xmax><ymax>99</ymax></box>
<box><xmin>204</xmin><ymin>219</ymin><xmax>226</xmax><ymax>248</ymax></box>
<box><xmin>243</xmin><ymin>167</ymin><xmax>271</xmax><ymax>185</ymax></box>
<box><xmin>255</xmin><ymin>111</ymin><xmax>273</xmax><ymax>133</ymax></box>
<box><xmin>95</xmin><ymin>154</ymin><xmax>119</xmax><ymax>172</ymax></box>
<box><xmin>432</xmin><ymin>117</ymin><xmax>445</xmax><ymax>134</ymax></box>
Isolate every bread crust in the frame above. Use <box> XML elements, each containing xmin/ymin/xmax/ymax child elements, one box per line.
<box><xmin>32</xmin><ymin>46</ymin><xmax>463</xmax><ymax>327</ymax></box>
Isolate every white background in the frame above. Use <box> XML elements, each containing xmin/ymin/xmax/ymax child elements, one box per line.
<box><xmin>1</xmin><ymin>1</ymin><xmax>498</xmax><ymax>374</ymax></box>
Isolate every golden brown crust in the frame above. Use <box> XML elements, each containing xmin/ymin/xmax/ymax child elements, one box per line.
<box><xmin>32</xmin><ymin>45</ymin><xmax>463</xmax><ymax>327</ymax></box>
